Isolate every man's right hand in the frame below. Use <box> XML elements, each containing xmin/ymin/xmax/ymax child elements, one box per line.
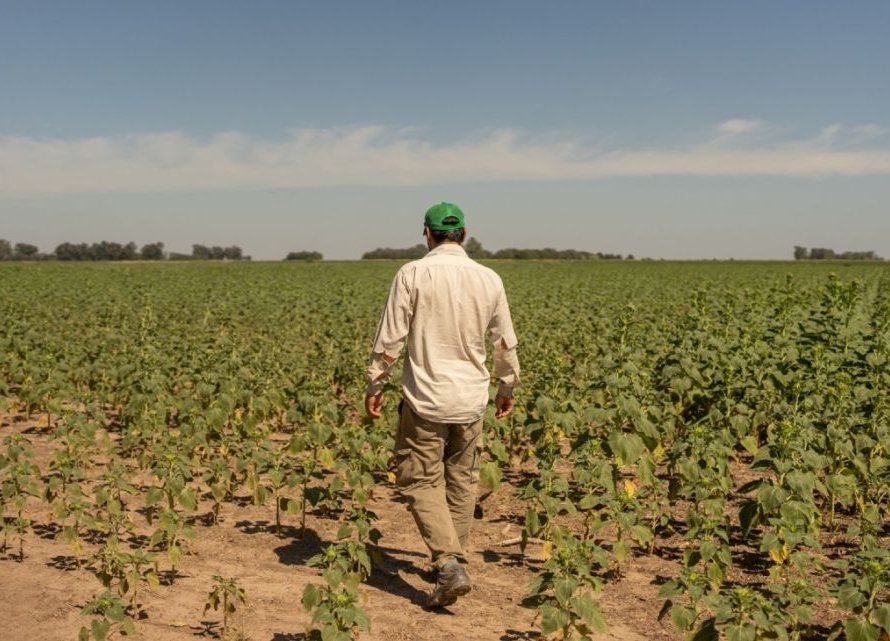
<box><xmin>365</xmin><ymin>393</ymin><xmax>384</xmax><ymax>419</ymax></box>
<box><xmin>495</xmin><ymin>394</ymin><xmax>514</xmax><ymax>418</ymax></box>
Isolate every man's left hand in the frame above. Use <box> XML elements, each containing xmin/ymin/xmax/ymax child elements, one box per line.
<box><xmin>365</xmin><ymin>393</ymin><xmax>384</xmax><ymax>419</ymax></box>
<box><xmin>495</xmin><ymin>394</ymin><xmax>514</xmax><ymax>418</ymax></box>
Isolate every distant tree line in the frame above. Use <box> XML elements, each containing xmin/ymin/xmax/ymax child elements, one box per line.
<box><xmin>177</xmin><ymin>244</ymin><xmax>245</xmax><ymax>260</ymax></box>
<box><xmin>284</xmin><ymin>251</ymin><xmax>323</xmax><ymax>261</ymax></box>
<box><xmin>361</xmin><ymin>244</ymin><xmax>429</xmax><ymax>260</ymax></box>
<box><xmin>794</xmin><ymin>246</ymin><xmax>883</xmax><ymax>261</ymax></box>
<box><xmin>362</xmin><ymin>237</ymin><xmax>630</xmax><ymax>260</ymax></box>
<box><xmin>484</xmin><ymin>248</ymin><xmax>628</xmax><ymax>260</ymax></box>
<box><xmin>0</xmin><ymin>239</ymin><xmax>41</xmax><ymax>260</ymax></box>
<box><xmin>0</xmin><ymin>239</ymin><xmax>250</xmax><ymax>261</ymax></box>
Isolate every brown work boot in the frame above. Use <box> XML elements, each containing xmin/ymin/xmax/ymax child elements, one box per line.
<box><xmin>427</xmin><ymin>559</ymin><xmax>472</xmax><ymax>608</ymax></box>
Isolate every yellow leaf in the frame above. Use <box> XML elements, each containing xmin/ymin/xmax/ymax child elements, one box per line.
<box><xmin>624</xmin><ymin>480</ymin><xmax>637</xmax><ymax>498</ymax></box>
<box><xmin>652</xmin><ymin>445</ymin><xmax>666</xmax><ymax>461</ymax></box>
<box><xmin>769</xmin><ymin>543</ymin><xmax>789</xmax><ymax>565</ymax></box>
<box><xmin>542</xmin><ymin>541</ymin><xmax>553</xmax><ymax>560</ymax></box>
<box><xmin>318</xmin><ymin>447</ymin><xmax>335</xmax><ymax>468</ymax></box>
<box><xmin>386</xmin><ymin>471</ymin><xmax>396</xmax><ymax>484</ymax></box>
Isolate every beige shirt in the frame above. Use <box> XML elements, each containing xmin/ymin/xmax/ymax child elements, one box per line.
<box><xmin>366</xmin><ymin>243</ymin><xmax>520</xmax><ymax>423</ymax></box>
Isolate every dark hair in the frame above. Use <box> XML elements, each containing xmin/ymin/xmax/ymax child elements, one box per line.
<box><xmin>428</xmin><ymin>215</ymin><xmax>466</xmax><ymax>244</ymax></box>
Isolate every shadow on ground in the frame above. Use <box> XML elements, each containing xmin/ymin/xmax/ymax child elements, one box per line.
<box><xmin>500</xmin><ymin>630</ymin><xmax>541</xmax><ymax>640</ymax></box>
<box><xmin>272</xmin><ymin>528</ymin><xmax>324</xmax><ymax>566</ymax></box>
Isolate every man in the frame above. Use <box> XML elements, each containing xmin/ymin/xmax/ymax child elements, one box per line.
<box><xmin>365</xmin><ymin>202</ymin><xmax>520</xmax><ymax>608</ymax></box>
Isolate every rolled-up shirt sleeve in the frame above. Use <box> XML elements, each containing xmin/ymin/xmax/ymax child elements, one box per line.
<box><xmin>488</xmin><ymin>288</ymin><xmax>520</xmax><ymax>396</ymax></box>
<box><xmin>365</xmin><ymin>270</ymin><xmax>412</xmax><ymax>395</ymax></box>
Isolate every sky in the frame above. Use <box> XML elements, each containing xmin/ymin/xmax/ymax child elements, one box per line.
<box><xmin>1</xmin><ymin>1</ymin><xmax>889</xmax><ymax>260</ymax></box>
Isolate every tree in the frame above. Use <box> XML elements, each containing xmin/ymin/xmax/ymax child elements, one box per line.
<box><xmin>285</xmin><ymin>251</ymin><xmax>323</xmax><ymax>261</ymax></box>
<box><xmin>91</xmin><ymin>241</ymin><xmax>132</xmax><ymax>260</ymax></box>
<box><xmin>490</xmin><ymin>247</ymin><xmax>595</xmax><ymax>260</ymax></box>
<box><xmin>793</xmin><ymin>246</ymin><xmax>808</xmax><ymax>260</ymax></box>
<box><xmin>464</xmin><ymin>237</ymin><xmax>491</xmax><ymax>259</ymax></box>
<box><xmin>55</xmin><ymin>242</ymin><xmax>90</xmax><ymax>260</ymax></box>
<box><xmin>361</xmin><ymin>245</ymin><xmax>428</xmax><ymax>259</ymax></box>
<box><xmin>808</xmin><ymin>247</ymin><xmax>836</xmax><ymax>260</ymax></box>
<box><xmin>0</xmin><ymin>239</ymin><xmax>11</xmax><ymax>260</ymax></box>
<box><xmin>14</xmin><ymin>243</ymin><xmax>39</xmax><ymax>259</ymax></box>
<box><xmin>140</xmin><ymin>242</ymin><xmax>165</xmax><ymax>260</ymax></box>
<box><xmin>222</xmin><ymin>246</ymin><xmax>242</xmax><ymax>260</ymax></box>
<box><xmin>192</xmin><ymin>244</ymin><xmax>211</xmax><ymax>260</ymax></box>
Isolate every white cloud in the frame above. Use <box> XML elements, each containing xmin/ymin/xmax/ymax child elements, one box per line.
<box><xmin>716</xmin><ymin>119</ymin><xmax>763</xmax><ymax>136</ymax></box>
<box><xmin>2</xmin><ymin>121</ymin><xmax>890</xmax><ymax>195</ymax></box>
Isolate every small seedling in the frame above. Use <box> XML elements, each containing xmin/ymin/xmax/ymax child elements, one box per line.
<box><xmin>78</xmin><ymin>591</ymin><xmax>136</xmax><ymax>640</ymax></box>
<box><xmin>204</xmin><ymin>575</ymin><xmax>248</xmax><ymax>639</ymax></box>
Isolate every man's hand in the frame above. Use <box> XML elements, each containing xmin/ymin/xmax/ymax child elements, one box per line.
<box><xmin>365</xmin><ymin>393</ymin><xmax>384</xmax><ymax>419</ymax></box>
<box><xmin>495</xmin><ymin>394</ymin><xmax>514</xmax><ymax>418</ymax></box>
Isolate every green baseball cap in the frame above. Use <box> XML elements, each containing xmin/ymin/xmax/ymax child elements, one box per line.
<box><xmin>424</xmin><ymin>202</ymin><xmax>465</xmax><ymax>231</ymax></box>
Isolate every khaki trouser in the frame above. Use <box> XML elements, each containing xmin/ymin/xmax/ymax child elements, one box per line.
<box><xmin>395</xmin><ymin>400</ymin><xmax>483</xmax><ymax>568</ymax></box>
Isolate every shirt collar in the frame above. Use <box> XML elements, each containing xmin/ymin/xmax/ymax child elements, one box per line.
<box><xmin>428</xmin><ymin>243</ymin><xmax>467</xmax><ymax>257</ymax></box>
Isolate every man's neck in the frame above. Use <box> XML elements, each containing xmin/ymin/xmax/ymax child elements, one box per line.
<box><xmin>429</xmin><ymin>240</ymin><xmax>462</xmax><ymax>250</ymax></box>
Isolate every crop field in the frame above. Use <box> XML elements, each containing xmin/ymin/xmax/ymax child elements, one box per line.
<box><xmin>1</xmin><ymin>260</ymin><xmax>889</xmax><ymax>641</ymax></box>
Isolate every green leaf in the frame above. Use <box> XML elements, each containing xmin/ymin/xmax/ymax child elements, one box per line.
<box><xmin>571</xmin><ymin>592</ymin><xmax>607</xmax><ymax>632</ymax></box>
<box><xmin>178</xmin><ymin>488</ymin><xmax>197</xmax><ymax>511</ymax></box>
<box><xmin>699</xmin><ymin>541</ymin><xmax>716</xmax><ymax>561</ymax></box>
<box><xmin>479</xmin><ymin>461</ymin><xmax>502</xmax><ymax>492</ymax></box>
<box><xmin>539</xmin><ymin>604</ymin><xmax>570</xmax><ymax>635</ymax></box>
<box><xmin>759</xmin><ymin>531</ymin><xmax>781</xmax><ymax>553</ymax></box>
<box><xmin>320</xmin><ymin>624</ymin><xmax>350</xmax><ymax>641</ymax></box>
<box><xmin>671</xmin><ymin>603</ymin><xmax>695</xmax><ymax>631</ymax></box>
<box><xmin>301</xmin><ymin>584</ymin><xmax>320</xmax><ymax>610</ymax></box>
<box><xmin>609</xmin><ymin>431</ymin><xmax>645</xmax><ymax>466</ymax></box>
<box><xmin>739</xmin><ymin>435</ymin><xmax>759</xmax><ymax>455</ymax></box>
<box><xmin>845</xmin><ymin>618</ymin><xmax>880</xmax><ymax>641</ymax></box>
<box><xmin>168</xmin><ymin>544</ymin><xmax>182</xmax><ymax>567</ymax></box>
<box><xmin>612</xmin><ymin>540</ymin><xmax>631</xmax><ymax>564</ymax></box>
<box><xmin>352</xmin><ymin>607</ymin><xmax>371</xmax><ymax>632</ymax></box>
<box><xmin>146</xmin><ymin>572</ymin><xmax>160</xmax><ymax>590</ymax></box>
<box><xmin>657</xmin><ymin>581</ymin><xmax>682</xmax><ymax>599</ymax></box>
<box><xmin>524</xmin><ymin>508</ymin><xmax>541</xmax><ymax>537</ymax></box>
<box><xmin>725</xmin><ymin>623</ymin><xmax>756</xmax><ymax>641</ymax></box>
<box><xmin>836</xmin><ymin>584</ymin><xmax>866</xmax><ymax>609</ymax></box>
<box><xmin>871</xmin><ymin>605</ymin><xmax>890</xmax><ymax>633</ymax></box>
<box><xmin>738</xmin><ymin>501</ymin><xmax>760</xmax><ymax>535</ymax></box>
<box><xmin>145</xmin><ymin>487</ymin><xmax>164</xmax><ymax>507</ymax></box>
<box><xmin>554</xmin><ymin>577</ymin><xmax>576</xmax><ymax>607</ymax></box>
<box><xmin>119</xmin><ymin>617</ymin><xmax>136</xmax><ymax>636</ymax></box>
<box><xmin>91</xmin><ymin>619</ymin><xmax>110</xmax><ymax>641</ymax></box>
<box><xmin>631</xmin><ymin>524</ymin><xmax>653</xmax><ymax>545</ymax></box>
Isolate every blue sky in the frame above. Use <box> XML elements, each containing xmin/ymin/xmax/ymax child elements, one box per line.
<box><xmin>2</xmin><ymin>1</ymin><xmax>889</xmax><ymax>259</ymax></box>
